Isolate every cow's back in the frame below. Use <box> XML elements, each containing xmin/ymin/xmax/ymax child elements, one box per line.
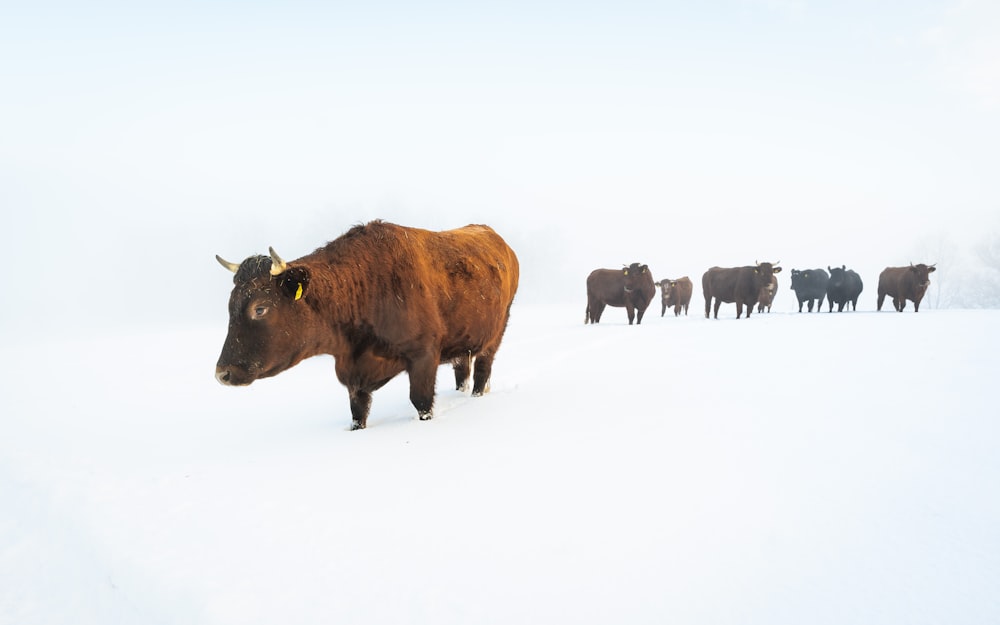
<box><xmin>673</xmin><ymin>277</ymin><xmax>694</xmax><ymax>304</ymax></box>
<box><xmin>703</xmin><ymin>267</ymin><xmax>731</xmax><ymax>300</ymax></box>
<box><xmin>309</xmin><ymin>222</ymin><xmax>517</xmax><ymax>351</ymax></box>
<box><xmin>588</xmin><ymin>269</ymin><xmax>627</xmax><ymax>306</ymax></box>
<box><xmin>413</xmin><ymin>224</ymin><xmax>519</xmax><ymax>355</ymax></box>
<box><xmin>878</xmin><ymin>267</ymin><xmax>905</xmax><ymax>296</ymax></box>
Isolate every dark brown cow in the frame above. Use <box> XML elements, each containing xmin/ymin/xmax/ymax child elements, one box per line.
<box><xmin>655</xmin><ymin>276</ymin><xmax>693</xmax><ymax>316</ymax></box>
<box><xmin>215</xmin><ymin>220</ymin><xmax>520</xmax><ymax>430</ymax></box>
<box><xmin>585</xmin><ymin>263</ymin><xmax>655</xmax><ymax>325</ymax></box>
<box><xmin>877</xmin><ymin>263</ymin><xmax>936</xmax><ymax>312</ymax></box>
<box><xmin>702</xmin><ymin>262</ymin><xmax>783</xmax><ymax>319</ymax></box>
<box><xmin>756</xmin><ymin>274</ymin><xmax>778</xmax><ymax>313</ymax></box>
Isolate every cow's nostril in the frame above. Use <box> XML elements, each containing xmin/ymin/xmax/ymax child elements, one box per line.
<box><xmin>216</xmin><ymin>368</ymin><xmax>232</xmax><ymax>385</ymax></box>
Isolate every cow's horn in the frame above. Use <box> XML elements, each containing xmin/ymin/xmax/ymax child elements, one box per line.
<box><xmin>216</xmin><ymin>255</ymin><xmax>240</xmax><ymax>273</ymax></box>
<box><xmin>269</xmin><ymin>247</ymin><xmax>288</xmax><ymax>276</ymax></box>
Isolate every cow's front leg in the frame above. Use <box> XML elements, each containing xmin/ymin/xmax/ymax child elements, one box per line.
<box><xmin>349</xmin><ymin>388</ymin><xmax>372</xmax><ymax>430</ymax></box>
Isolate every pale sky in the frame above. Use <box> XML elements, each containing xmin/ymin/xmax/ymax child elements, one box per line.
<box><xmin>2</xmin><ymin>1</ymin><xmax>998</xmax><ymax>328</ymax></box>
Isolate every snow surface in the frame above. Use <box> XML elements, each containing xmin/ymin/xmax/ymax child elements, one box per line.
<box><xmin>2</xmin><ymin>303</ymin><xmax>999</xmax><ymax>625</ymax></box>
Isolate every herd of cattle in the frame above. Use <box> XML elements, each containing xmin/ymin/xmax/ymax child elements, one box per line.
<box><xmin>213</xmin><ymin>220</ymin><xmax>937</xmax><ymax>429</ymax></box>
<box><xmin>585</xmin><ymin>261</ymin><xmax>938</xmax><ymax>324</ymax></box>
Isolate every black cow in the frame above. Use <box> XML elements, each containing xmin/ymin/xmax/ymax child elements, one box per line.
<box><xmin>826</xmin><ymin>265</ymin><xmax>864</xmax><ymax>312</ymax></box>
<box><xmin>789</xmin><ymin>268</ymin><xmax>829</xmax><ymax>312</ymax></box>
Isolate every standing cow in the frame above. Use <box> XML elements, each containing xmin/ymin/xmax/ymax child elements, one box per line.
<box><xmin>827</xmin><ymin>265</ymin><xmax>864</xmax><ymax>312</ymax></box>
<box><xmin>656</xmin><ymin>276</ymin><xmax>693</xmax><ymax>317</ymax></box>
<box><xmin>877</xmin><ymin>263</ymin><xmax>936</xmax><ymax>312</ymax></box>
<box><xmin>215</xmin><ymin>220</ymin><xmax>520</xmax><ymax>430</ymax></box>
<box><xmin>585</xmin><ymin>263</ymin><xmax>656</xmax><ymax>325</ymax></box>
<box><xmin>757</xmin><ymin>274</ymin><xmax>778</xmax><ymax>313</ymax></box>
<box><xmin>789</xmin><ymin>268</ymin><xmax>829</xmax><ymax>312</ymax></box>
<box><xmin>702</xmin><ymin>262</ymin><xmax>782</xmax><ymax>320</ymax></box>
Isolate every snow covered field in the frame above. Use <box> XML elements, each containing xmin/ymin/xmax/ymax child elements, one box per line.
<box><xmin>2</xmin><ymin>302</ymin><xmax>998</xmax><ymax>625</ymax></box>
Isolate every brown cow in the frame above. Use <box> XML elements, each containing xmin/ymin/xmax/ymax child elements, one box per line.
<box><xmin>756</xmin><ymin>274</ymin><xmax>778</xmax><ymax>313</ymax></box>
<box><xmin>585</xmin><ymin>263</ymin><xmax>655</xmax><ymax>325</ymax></box>
<box><xmin>215</xmin><ymin>220</ymin><xmax>520</xmax><ymax>430</ymax></box>
<box><xmin>655</xmin><ymin>276</ymin><xmax>693</xmax><ymax>316</ymax></box>
<box><xmin>702</xmin><ymin>262</ymin><xmax>782</xmax><ymax>319</ymax></box>
<box><xmin>877</xmin><ymin>263</ymin><xmax>936</xmax><ymax>312</ymax></box>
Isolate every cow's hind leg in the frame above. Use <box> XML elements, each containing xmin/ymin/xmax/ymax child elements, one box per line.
<box><xmin>349</xmin><ymin>388</ymin><xmax>372</xmax><ymax>430</ymax></box>
<box><xmin>471</xmin><ymin>350</ymin><xmax>495</xmax><ymax>397</ymax></box>
<box><xmin>453</xmin><ymin>352</ymin><xmax>472</xmax><ymax>392</ymax></box>
<box><xmin>592</xmin><ymin>302</ymin><xmax>606</xmax><ymax>323</ymax></box>
<box><xmin>407</xmin><ymin>352</ymin><xmax>438</xmax><ymax>420</ymax></box>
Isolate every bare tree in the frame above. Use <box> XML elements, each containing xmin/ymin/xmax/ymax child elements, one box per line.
<box><xmin>971</xmin><ymin>230</ymin><xmax>1000</xmax><ymax>308</ymax></box>
<box><xmin>912</xmin><ymin>234</ymin><xmax>959</xmax><ymax>309</ymax></box>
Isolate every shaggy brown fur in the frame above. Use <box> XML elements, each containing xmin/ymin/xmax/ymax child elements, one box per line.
<box><xmin>216</xmin><ymin>220</ymin><xmax>519</xmax><ymax>429</ymax></box>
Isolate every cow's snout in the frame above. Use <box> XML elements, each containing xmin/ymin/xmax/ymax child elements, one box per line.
<box><xmin>216</xmin><ymin>364</ymin><xmax>256</xmax><ymax>386</ymax></box>
<box><xmin>216</xmin><ymin>366</ymin><xmax>233</xmax><ymax>385</ymax></box>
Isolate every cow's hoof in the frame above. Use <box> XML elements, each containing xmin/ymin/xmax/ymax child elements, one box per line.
<box><xmin>419</xmin><ymin>412</ymin><xmax>433</xmax><ymax>421</ymax></box>
<box><xmin>351</xmin><ymin>420</ymin><xmax>366</xmax><ymax>430</ymax></box>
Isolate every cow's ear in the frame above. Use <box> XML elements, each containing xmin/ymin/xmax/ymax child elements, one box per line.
<box><xmin>278</xmin><ymin>266</ymin><xmax>310</xmax><ymax>301</ymax></box>
<box><xmin>773</xmin><ymin>266</ymin><xmax>782</xmax><ymax>274</ymax></box>
<box><xmin>928</xmin><ymin>265</ymin><xmax>937</xmax><ymax>273</ymax></box>
<box><xmin>641</xmin><ymin>265</ymin><xmax>649</xmax><ymax>273</ymax></box>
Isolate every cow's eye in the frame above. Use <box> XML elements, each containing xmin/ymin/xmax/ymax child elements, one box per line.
<box><xmin>251</xmin><ymin>305</ymin><xmax>269</xmax><ymax>319</ymax></box>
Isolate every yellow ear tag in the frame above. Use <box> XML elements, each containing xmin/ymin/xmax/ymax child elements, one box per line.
<box><xmin>295</xmin><ymin>283</ymin><xmax>303</xmax><ymax>300</ymax></box>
